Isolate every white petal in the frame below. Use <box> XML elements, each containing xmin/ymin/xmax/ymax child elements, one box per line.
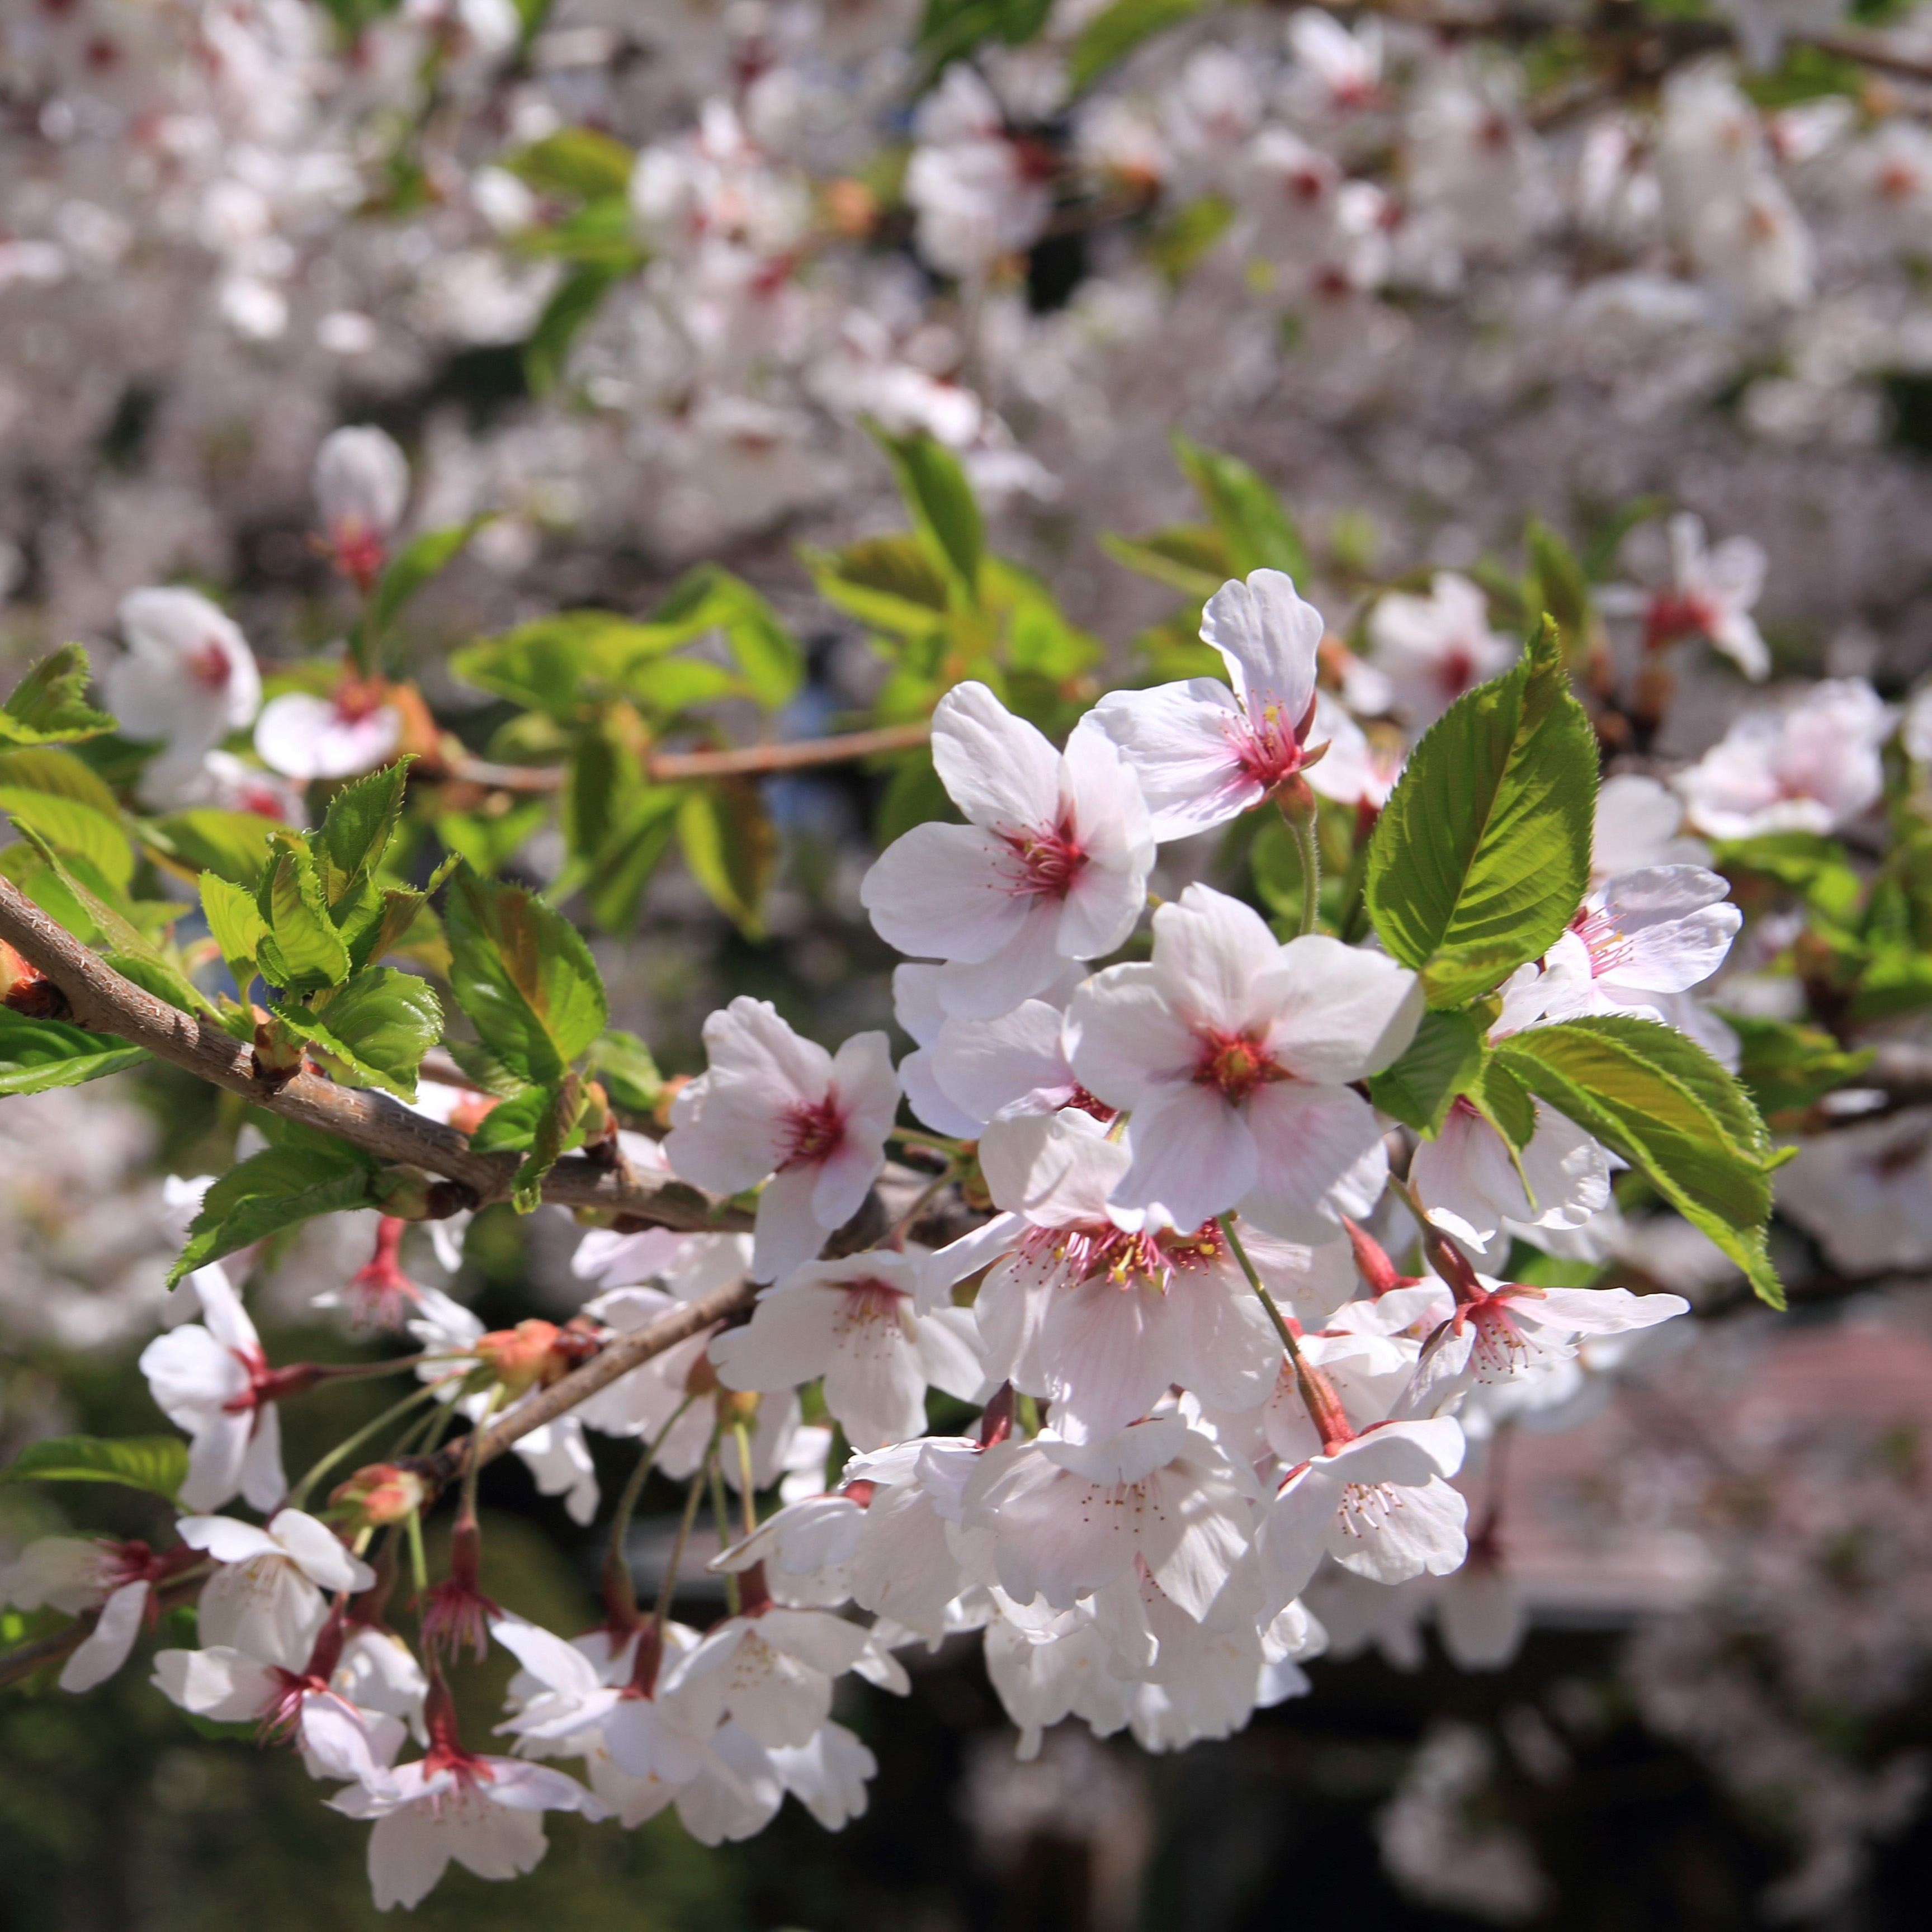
<box><xmin>861</xmin><ymin>821</ymin><xmax>1029</xmax><ymax>963</ymax></box>
<box><xmin>1110</xmin><ymin>1080</ymin><xmax>1258</xmax><ymax>1232</ymax></box>
<box><xmin>1238</xmin><ymin>1081</ymin><xmax>1388</xmax><ymax>1241</ymax></box>
<box><xmin>929</xmin><ymin>681</ymin><xmax>1061</xmax><ymax>830</ymax></box>
<box><xmin>1200</xmin><ymin>571</ymin><xmax>1321</xmax><ymax>728</ymax></box>
<box><xmin>1260</xmin><ymin>937</ymin><xmax>1423</xmax><ymax>1084</ymax></box>
<box><xmin>58</xmin><ymin>1581</ymin><xmax>149</xmax><ymax>1692</ymax></box>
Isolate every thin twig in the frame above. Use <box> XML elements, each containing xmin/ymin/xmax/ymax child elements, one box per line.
<box><xmin>0</xmin><ymin>877</ymin><xmax>747</xmax><ymax>1235</ymax></box>
<box><xmin>449</xmin><ymin>721</ymin><xmax>933</xmax><ymax>795</ymax></box>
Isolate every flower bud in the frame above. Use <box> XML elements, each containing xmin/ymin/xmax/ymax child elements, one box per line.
<box><xmin>473</xmin><ymin>1319</ymin><xmax>598</xmax><ymax>1396</ymax></box>
<box><xmin>313</xmin><ymin>426</ymin><xmax>409</xmax><ymax>591</ymax></box>
<box><xmin>330</xmin><ymin>1461</ymin><xmax>431</xmax><ymax>1528</ymax></box>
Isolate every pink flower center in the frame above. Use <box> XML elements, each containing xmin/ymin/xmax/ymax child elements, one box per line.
<box><xmin>345</xmin><ymin>1216</ymin><xmax>422</xmax><ymax>1331</ymax></box>
<box><xmin>1228</xmin><ymin>696</ymin><xmax>1319</xmax><ymax>793</ymax></box>
<box><xmin>996</xmin><ymin>816</ymin><xmax>1088</xmax><ymax>902</ymax></box>
<box><xmin>1568</xmin><ymin>905</ymin><xmax>1635</xmax><ymax>977</ymax></box>
<box><xmin>1643</xmin><ymin>589</ymin><xmax>1720</xmax><ymax>652</ymax></box>
<box><xmin>329</xmin><ymin>517</ymin><xmax>388</xmax><ymax>593</ymax></box>
<box><xmin>1437</xmin><ymin>646</ymin><xmax>1476</xmax><ymax>700</ymax></box>
<box><xmin>187</xmin><ymin>640</ymin><xmax>233</xmax><ymax>691</ymax></box>
<box><xmin>1019</xmin><ymin>1216</ymin><xmax>1225</xmax><ymax>1293</ymax></box>
<box><xmin>778</xmin><ymin>1093</ymin><xmax>845</xmax><ymax>1171</ymax></box>
<box><xmin>1193</xmin><ymin>1028</ymin><xmax>1282</xmax><ymax>1103</ymax></box>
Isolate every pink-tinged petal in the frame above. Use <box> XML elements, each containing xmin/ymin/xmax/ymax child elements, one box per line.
<box><xmin>1709</xmin><ymin>611</ymin><xmax>1769</xmax><ymax>681</ymax></box>
<box><xmin>239</xmin><ymin>1403</ymin><xmax>286</xmax><ymax>1514</ymax></box>
<box><xmin>179</xmin><ymin>1411</ymin><xmax>253</xmax><ymax>1513</ymax></box>
<box><xmin>861</xmin><ymin>821</ymin><xmax>1030</xmax><ymax>963</ymax></box>
<box><xmin>1258</xmin><ymin>936</ymin><xmax>1423</xmax><ymax>1083</ymax></box>
<box><xmin>1059</xmin><ymin>722</ymin><xmax>1155</xmax><ymax>873</ymax></box>
<box><xmin>479</xmin><ymin>1757</ymin><xmax>607</xmax><ymax>1816</ymax></box>
<box><xmin>828</xmin><ymin>1031</ymin><xmax>901</xmax><ymax>1151</ymax></box>
<box><xmin>1328</xmin><ymin>1474</ymin><xmax>1467</xmax><ymax>1583</ymax></box>
<box><xmin>1201</xmin><ymin>571</ymin><xmax>1322</xmax><ymax>726</ymax></box>
<box><xmin>1084</xmin><ymin>683</ymin><xmax>1258</xmax><ymax>839</ymax></box>
<box><xmin>1055</xmin><ymin>845</ymin><xmax>1149</xmax><ymax>962</ymax></box>
<box><xmin>602</xmin><ymin>1699</ymin><xmax>707</xmax><ymax>1784</ymax></box>
<box><xmin>1513</xmin><ymin>1284</ymin><xmax>1688</xmax><ymax>1336</ymax></box>
<box><xmin>177</xmin><ymin>1515</ymin><xmax>281</xmax><ymax>1564</ymax></box>
<box><xmin>187</xmin><ymin>1262</ymin><xmax>259</xmax><ymax>1355</ymax></box>
<box><xmin>254</xmin><ymin>692</ymin><xmax>403</xmax><ymax>781</ymax></box>
<box><xmin>1151</xmin><ymin>886</ymin><xmax>1284</xmax><ymax>1035</ymax></box>
<box><xmin>972</xmin><ymin>1452</ymin><xmax>1149</xmax><ymax>1608</ymax></box>
<box><xmin>810</xmin><ymin>1137</ymin><xmax>885</xmax><ymax>1239</ymax></box>
<box><xmin>768</xmin><ymin>1720</ymin><xmax>877</xmax><ymax>1831</ymax></box>
<box><xmin>300</xmin><ymin>1695</ymin><xmax>392</xmax><ymax>1786</ymax></box>
<box><xmin>891</xmin><ymin>962</ymin><xmax>948</xmax><ymax>1050</ymax></box>
<box><xmin>366</xmin><ymin>1809</ymin><xmax>456</xmax><ymax>1910</ymax></box>
<box><xmin>979</xmin><ymin>1111</ymin><xmax>1129</xmax><ymax>1225</ymax></box>
<box><xmin>934</xmin><ymin>898</ymin><xmax>1065</xmax><ymax>1018</ymax></box>
<box><xmin>1110</xmin><ymin>1080</ymin><xmax>1258</xmax><ymax>1231</ymax></box>
<box><xmin>930</xmin><ymin>681</ymin><xmax>1062</xmax><ymax>832</ymax></box>
<box><xmin>151</xmin><ymin>1645</ymin><xmax>276</xmax><ymax>1721</ymax></box>
<box><xmin>900</xmin><ymin>1047</ymin><xmax>985</xmax><ymax>1137</ymax></box>
<box><xmin>914</xmin><ymin>1305</ymin><xmax>990</xmax><ymax>1404</ymax></box>
<box><xmin>1237</xmin><ymin>1081</ymin><xmax>1387</xmax><ymax>1241</ymax></box>
<box><xmin>268</xmin><ymin>1508</ymin><xmax>374</xmax><ymax>1594</ymax></box>
<box><xmin>930</xmin><ymin>999</ymin><xmax>1069</xmax><ymax>1125</ymax></box>
<box><xmin>1146</xmin><ymin>1461</ymin><xmax>1259</xmax><ymax>1624</ymax></box>
<box><xmin>1438</xmin><ymin>1563</ymin><xmax>1527</xmax><ymax>1670</ymax></box>
<box><xmin>1065</xmin><ymin>963</ymin><xmax>1199</xmax><ymax>1106</ymax></box>
<box><xmin>139</xmin><ymin>1325</ymin><xmax>249</xmax><ymax>1426</ymax></box>
<box><xmin>821</xmin><ymin>1293</ymin><xmax>929</xmax><ymax>1449</ymax></box>
<box><xmin>1169</xmin><ymin>1269</ymin><xmax>1281</xmax><ymax>1416</ymax></box>
<box><xmin>58</xmin><ymin>1580</ymin><xmax>149</xmax><ymax>1693</ymax></box>
<box><xmin>1040</xmin><ymin>1275</ymin><xmax>1183</xmax><ymax>1442</ymax></box>
<box><xmin>710</xmin><ymin>1286</ymin><xmax>840</xmax><ymax>1391</ymax></box>
<box><xmin>492</xmin><ymin>1617</ymin><xmax>606</xmax><ymax>1699</ymax></box>
<box><xmin>749</xmin><ymin>1165</ymin><xmax>828</xmax><ymax>1282</ymax></box>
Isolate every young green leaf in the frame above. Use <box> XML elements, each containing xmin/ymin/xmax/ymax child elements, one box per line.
<box><xmin>1366</xmin><ymin>1010</ymin><xmax>1486</xmax><ymax>1137</ymax></box>
<box><xmin>1170</xmin><ymin>434</ymin><xmax>1311</xmax><ymax>583</ymax></box>
<box><xmin>799</xmin><ymin>537</ymin><xmax>952</xmax><ymax>635</ymax></box>
<box><xmin>1067</xmin><ymin>0</ymin><xmax>1201</xmax><ymax>91</ymax></box>
<box><xmin>525</xmin><ymin>262</ymin><xmax>624</xmax><ymax>396</ymax></box>
<box><xmin>0</xmin><ymin>1434</ymin><xmax>187</xmax><ymax>1501</ymax></box>
<box><xmin>0</xmin><ymin>787</ymin><xmax>133</xmax><ymax>890</ymax></box>
<box><xmin>0</xmin><ymin>1009</ymin><xmax>148</xmax><ymax>1095</ymax></box>
<box><xmin>169</xmin><ymin>1142</ymin><xmax>379</xmax><ymax>1285</ymax></box>
<box><xmin>1721</xmin><ymin>1011</ymin><xmax>1875</xmax><ymax>1115</ymax></box>
<box><xmin>272</xmin><ymin>967</ymin><xmax>443</xmax><ymax>1100</ymax></box>
<box><xmin>1364</xmin><ymin>618</ymin><xmax>1596</xmax><ymax>1009</ymax></box>
<box><xmin>254</xmin><ymin>842</ymin><xmax>352</xmax><ymax>995</ymax></box>
<box><xmin>314</xmin><ymin>758</ymin><xmax>413</xmax><ymax>899</ymax></box>
<box><xmin>873</xmin><ymin>428</ymin><xmax>984</xmax><ymax>599</ymax></box>
<box><xmin>140</xmin><ymin>809</ymin><xmax>277</xmax><ymax>887</ymax></box>
<box><xmin>512</xmin><ymin>1075</ymin><xmax>583</xmax><ymax>1211</ymax></box>
<box><xmin>676</xmin><ymin>782</ymin><xmax>777</xmax><ymax>939</ymax></box>
<box><xmin>445</xmin><ymin>866</ymin><xmax>608</xmax><ymax>1085</ymax></box>
<box><xmin>370</xmin><ymin>521</ymin><xmax>491</xmax><ymax>639</ymax></box>
<box><xmin>200</xmin><ymin>874</ymin><xmax>269</xmax><ymax>993</ymax></box>
<box><xmin>0</xmin><ymin>644</ymin><xmax>116</xmax><ymax>745</ymax></box>
<box><xmin>1097</xmin><ymin>526</ymin><xmax>1227</xmax><ymax>602</ymax></box>
<box><xmin>1492</xmin><ymin>1014</ymin><xmax>1784</xmax><ymax>1308</ymax></box>
<box><xmin>589</xmin><ymin>1028</ymin><xmax>663</xmax><ymax>1114</ymax></box>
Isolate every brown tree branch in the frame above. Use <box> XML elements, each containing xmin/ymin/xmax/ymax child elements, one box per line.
<box><xmin>450</xmin><ymin>720</ymin><xmax>932</xmax><ymax>795</ymax></box>
<box><xmin>423</xmin><ymin>1272</ymin><xmax>758</xmax><ymax>1490</ymax></box>
<box><xmin>0</xmin><ymin>876</ymin><xmax>747</xmax><ymax>1234</ymax></box>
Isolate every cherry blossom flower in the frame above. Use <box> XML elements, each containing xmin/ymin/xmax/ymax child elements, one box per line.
<box><xmin>313</xmin><ymin>425</ymin><xmax>409</xmax><ymax>592</ymax></box>
<box><xmin>1409</xmin><ymin>1100</ymin><xmax>1611</xmax><ymax>1257</ymax></box>
<box><xmin>707</xmin><ymin>1248</ymin><xmax>987</xmax><ymax>1450</ymax></box>
<box><xmin>1673</xmin><ymin>677</ymin><xmax>1896</xmax><ymax>840</ymax></box>
<box><xmin>1259</xmin><ymin>1416</ymin><xmax>1469</xmax><ymax>1604</ymax></box>
<box><xmin>138</xmin><ymin>1264</ymin><xmax>304</xmax><ymax>1512</ymax></box>
<box><xmin>313</xmin><ymin>1216</ymin><xmax>424</xmax><ymax>1330</ymax></box>
<box><xmin>962</xmin><ymin>1413</ymin><xmax>1262</xmax><ymax>1624</ymax></box>
<box><xmin>1</xmin><ymin>1536</ymin><xmax>198</xmax><ymax>1692</ymax></box>
<box><xmin>1367</xmin><ymin>573</ymin><xmax>1518</xmax><ymax>722</ymax></box>
<box><xmin>1592</xmin><ymin>773</ymin><xmax>1710</xmax><ymax>880</ymax></box>
<box><xmin>254</xmin><ymin>676</ymin><xmax>405</xmax><ymax>782</ymax></box>
<box><xmin>1599</xmin><ymin>513</ymin><xmax>1770</xmax><ymax>678</ymax></box>
<box><xmin>153</xmin><ymin>1608</ymin><xmax>399</xmax><ymax>1783</ymax></box>
<box><xmin>177</xmin><ymin>1508</ymin><xmax>376</xmax><ymax>1661</ymax></box>
<box><xmin>860</xmin><ymin>681</ymin><xmax>1154</xmax><ymax>1019</ymax></box>
<box><xmin>1085</xmin><ymin>570</ymin><xmax>1361</xmax><ymax>840</ymax></box>
<box><xmin>105</xmin><ymin>588</ymin><xmax>262</xmax><ymax>809</ymax></box>
<box><xmin>904</xmin><ymin>66</ymin><xmax>1054</xmax><ymax>278</ymax></box>
<box><xmin>1066</xmin><ymin>884</ymin><xmax>1422</xmax><ymax>1239</ymax></box>
<box><xmin>328</xmin><ymin>1676</ymin><xmax>606</xmax><ymax>1910</ymax></box>
<box><xmin>665</xmin><ymin>999</ymin><xmax>899</xmax><ymax>1283</ymax></box>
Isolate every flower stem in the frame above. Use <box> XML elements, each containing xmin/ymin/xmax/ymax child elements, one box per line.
<box><xmin>1218</xmin><ymin>1213</ymin><xmax>1301</xmax><ymax>1364</ymax></box>
<box><xmin>285</xmin><ymin>1376</ymin><xmax>451</xmax><ymax>1511</ymax></box>
<box><xmin>708</xmin><ymin>1453</ymin><xmax>740</xmax><ymax>1618</ymax></box>
<box><xmin>603</xmin><ymin>1396</ymin><xmax>696</xmax><ymax>1627</ymax></box>
<box><xmin>1283</xmin><ymin>800</ymin><xmax>1321</xmax><ymax>937</ymax></box>
<box><xmin>732</xmin><ymin>1420</ymin><xmax>759</xmax><ymax>1539</ymax></box>
<box><xmin>652</xmin><ymin>1435</ymin><xmax>717</xmax><ymax>1642</ymax></box>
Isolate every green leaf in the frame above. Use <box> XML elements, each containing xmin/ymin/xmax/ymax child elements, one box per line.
<box><xmin>200</xmin><ymin>874</ymin><xmax>269</xmax><ymax>993</ymax></box>
<box><xmin>0</xmin><ymin>645</ymin><xmax>115</xmax><ymax>745</ymax></box>
<box><xmin>1367</xmin><ymin>1010</ymin><xmax>1485</xmax><ymax>1137</ymax></box>
<box><xmin>0</xmin><ymin>787</ymin><xmax>132</xmax><ymax>890</ymax></box>
<box><xmin>275</xmin><ymin>967</ymin><xmax>442</xmax><ymax>1100</ymax></box>
<box><xmin>1364</xmin><ymin>618</ymin><xmax>1597</xmax><ymax>1008</ymax></box>
<box><xmin>583</xmin><ymin>788</ymin><xmax>680</xmax><ymax>934</ymax></box>
<box><xmin>1170</xmin><ymin>434</ymin><xmax>1311</xmax><ymax>582</ymax></box>
<box><xmin>1721</xmin><ymin>1011</ymin><xmax>1875</xmax><ymax>1115</ymax></box>
<box><xmin>508</xmin><ymin>126</ymin><xmax>635</xmax><ymax>200</ymax></box>
<box><xmin>314</xmin><ymin>758</ymin><xmax>413</xmax><ymax>901</ymax></box>
<box><xmin>0</xmin><ymin>1009</ymin><xmax>147</xmax><ymax>1095</ymax></box>
<box><xmin>371</xmin><ymin>522</ymin><xmax>490</xmax><ymax>637</ymax></box>
<box><xmin>589</xmin><ymin>1027</ymin><xmax>662</xmax><ymax>1114</ymax></box>
<box><xmin>1067</xmin><ymin>0</ymin><xmax>1200</xmax><ymax>89</ymax></box>
<box><xmin>140</xmin><ymin>810</ymin><xmax>278</xmax><ymax>887</ymax></box>
<box><xmin>873</xmin><ymin>429</ymin><xmax>984</xmax><ymax>599</ymax></box>
<box><xmin>525</xmin><ymin>263</ymin><xmax>623</xmax><ymax>396</ymax></box>
<box><xmin>1467</xmin><ymin>1053</ymin><xmax>1536</xmax><ymax>1151</ymax></box>
<box><xmin>434</xmin><ymin>799</ymin><xmax>550</xmax><ymax>878</ymax></box>
<box><xmin>255</xmin><ymin>843</ymin><xmax>352</xmax><ymax>995</ymax></box>
<box><xmin>623</xmin><ymin>658</ymin><xmax>748</xmax><ymax>716</ymax></box>
<box><xmin>0</xmin><ymin>1434</ymin><xmax>187</xmax><ymax>1501</ymax></box>
<box><xmin>799</xmin><ymin>537</ymin><xmax>952</xmax><ymax>635</ymax></box>
<box><xmin>512</xmin><ymin>1076</ymin><xmax>583</xmax><ymax>1211</ymax></box>
<box><xmin>171</xmin><ymin>1142</ymin><xmax>377</xmax><ymax>1285</ymax></box>
<box><xmin>1523</xmin><ymin>518</ymin><xmax>1590</xmax><ymax>648</ymax></box>
<box><xmin>445</xmin><ymin>866</ymin><xmax>608</xmax><ymax>1085</ymax></box>
<box><xmin>1098</xmin><ymin>526</ymin><xmax>1227</xmax><ymax>602</ymax></box>
<box><xmin>1715</xmin><ymin>832</ymin><xmax>1863</xmax><ymax>924</ymax></box>
<box><xmin>1142</xmin><ymin>191</ymin><xmax>1234</xmax><ymax>284</ymax></box>
<box><xmin>0</xmin><ymin>747</ymin><xmax>121</xmax><ymax>816</ymax></box>
<box><xmin>676</xmin><ymin>782</ymin><xmax>776</xmax><ymax>939</ymax></box>
<box><xmin>648</xmin><ymin>569</ymin><xmax>805</xmax><ymax>711</ymax></box>
<box><xmin>1492</xmin><ymin>1015</ymin><xmax>1784</xmax><ymax>1308</ymax></box>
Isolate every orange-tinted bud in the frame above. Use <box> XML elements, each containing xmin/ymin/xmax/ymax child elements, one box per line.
<box><xmin>331</xmin><ymin>1461</ymin><xmax>431</xmax><ymax>1527</ymax></box>
<box><xmin>475</xmin><ymin>1319</ymin><xmax>572</xmax><ymax>1396</ymax></box>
